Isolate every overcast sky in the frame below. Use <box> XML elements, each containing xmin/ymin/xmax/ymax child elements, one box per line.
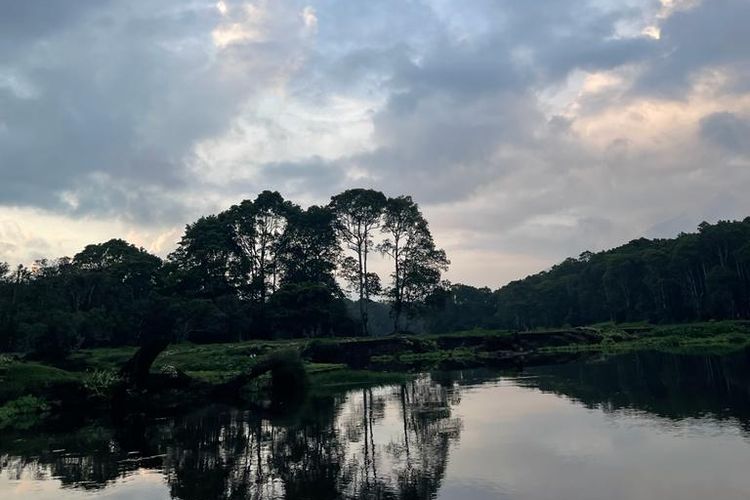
<box><xmin>1</xmin><ymin>0</ymin><xmax>749</xmax><ymax>287</ymax></box>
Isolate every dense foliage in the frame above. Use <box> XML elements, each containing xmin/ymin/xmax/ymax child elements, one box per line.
<box><xmin>428</xmin><ymin>219</ymin><xmax>750</xmax><ymax>332</ymax></box>
<box><xmin>3</xmin><ymin>194</ymin><xmax>750</xmax><ymax>357</ymax></box>
<box><xmin>0</xmin><ymin>190</ymin><xmax>446</xmax><ymax>356</ymax></box>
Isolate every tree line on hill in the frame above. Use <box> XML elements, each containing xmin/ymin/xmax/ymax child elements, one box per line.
<box><xmin>427</xmin><ymin>218</ymin><xmax>750</xmax><ymax>332</ymax></box>
<box><xmin>0</xmin><ymin>189</ymin><xmax>447</xmax><ymax>358</ymax></box>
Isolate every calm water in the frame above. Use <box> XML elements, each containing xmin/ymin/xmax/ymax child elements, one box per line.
<box><xmin>2</xmin><ymin>350</ymin><xmax>750</xmax><ymax>499</ymax></box>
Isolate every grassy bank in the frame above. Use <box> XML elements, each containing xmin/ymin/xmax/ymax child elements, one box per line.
<box><xmin>539</xmin><ymin>321</ymin><xmax>750</xmax><ymax>355</ymax></box>
<box><xmin>2</xmin><ymin>320</ymin><xmax>749</xmax><ymax>431</ymax></box>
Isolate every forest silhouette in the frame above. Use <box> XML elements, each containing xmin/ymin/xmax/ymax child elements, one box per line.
<box><xmin>2</xmin><ymin>188</ymin><xmax>750</xmax><ymax>360</ymax></box>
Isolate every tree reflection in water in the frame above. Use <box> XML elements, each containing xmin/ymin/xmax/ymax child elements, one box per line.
<box><xmin>162</xmin><ymin>375</ymin><xmax>462</xmax><ymax>499</ymax></box>
<box><xmin>4</xmin><ymin>350</ymin><xmax>750</xmax><ymax>498</ymax></box>
<box><xmin>521</xmin><ymin>349</ymin><xmax>750</xmax><ymax>434</ymax></box>
<box><xmin>1</xmin><ymin>374</ymin><xmax>463</xmax><ymax>500</ymax></box>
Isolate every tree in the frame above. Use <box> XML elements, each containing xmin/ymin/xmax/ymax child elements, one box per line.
<box><xmin>72</xmin><ymin>239</ymin><xmax>162</xmax><ymax>306</ymax></box>
<box><xmin>169</xmin><ymin>214</ymin><xmax>235</xmax><ymax>299</ymax></box>
<box><xmin>329</xmin><ymin>189</ymin><xmax>387</xmax><ymax>336</ymax></box>
<box><xmin>278</xmin><ymin>205</ymin><xmax>340</xmax><ymax>292</ymax></box>
<box><xmin>0</xmin><ymin>262</ymin><xmax>14</xmax><ymax>350</ymax></box>
<box><xmin>379</xmin><ymin>196</ymin><xmax>449</xmax><ymax>332</ymax></box>
<box><xmin>227</xmin><ymin>191</ymin><xmax>296</xmax><ymax>303</ymax></box>
<box><xmin>71</xmin><ymin>239</ymin><xmax>163</xmax><ymax>345</ymax></box>
<box><xmin>268</xmin><ymin>282</ymin><xmax>353</xmax><ymax>338</ymax></box>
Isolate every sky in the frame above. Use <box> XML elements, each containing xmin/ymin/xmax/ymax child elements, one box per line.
<box><xmin>1</xmin><ymin>0</ymin><xmax>749</xmax><ymax>288</ymax></box>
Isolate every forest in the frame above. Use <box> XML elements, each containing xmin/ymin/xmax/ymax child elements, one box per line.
<box><xmin>0</xmin><ymin>189</ymin><xmax>448</xmax><ymax>358</ymax></box>
<box><xmin>429</xmin><ymin>218</ymin><xmax>750</xmax><ymax>332</ymax></box>
<box><xmin>2</xmin><ymin>187</ymin><xmax>750</xmax><ymax>359</ymax></box>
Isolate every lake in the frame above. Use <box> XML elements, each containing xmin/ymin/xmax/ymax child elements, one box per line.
<box><xmin>2</xmin><ymin>350</ymin><xmax>750</xmax><ymax>499</ymax></box>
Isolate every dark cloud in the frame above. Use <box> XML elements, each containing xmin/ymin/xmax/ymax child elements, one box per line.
<box><xmin>2</xmin><ymin>0</ymin><xmax>750</xmax><ymax>285</ymax></box>
<box><xmin>278</xmin><ymin>0</ymin><xmax>661</xmax><ymax>205</ymax></box>
<box><xmin>258</xmin><ymin>158</ymin><xmax>348</xmax><ymax>199</ymax></box>
<box><xmin>0</xmin><ymin>0</ymin><xmax>308</xmax><ymax>222</ymax></box>
<box><xmin>0</xmin><ymin>0</ymin><xmax>669</xmax><ymax>217</ymax></box>
<box><xmin>635</xmin><ymin>0</ymin><xmax>750</xmax><ymax>97</ymax></box>
<box><xmin>0</xmin><ymin>1</ymin><xmax>111</xmax><ymax>56</ymax></box>
<box><xmin>700</xmin><ymin>112</ymin><xmax>750</xmax><ymax>156</ymax></box>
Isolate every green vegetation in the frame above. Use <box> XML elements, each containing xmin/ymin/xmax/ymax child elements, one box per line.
<box><xmin>2</xmin><ymin>191</ymin><xmax>750</xmax><ymax>371</ymax></box>
<box><xmin>428</xmin><ymin>219</ymin><xmax>750</xmax><ymax>332</ymax></box>
<box><xmin>3</xmin><ymin>206</ymin><xmax>750</xmax><ymax>431</ymax></box>
<box><xmin>82</xmin><ymin>369</ymin><xmax>121</xmax><ymax>398</ymax></box>
<box><xmin>68</xmin><ymin>346</ymin><xmax>136</xmax><ymax>370</ymax></box>
<box><xmin>542</xmin><ymin>321</ymin><xmax>750</xmax><ymax>355</ymax></box>
<box><xmin>0</xmin><ymin>320</ymin><xmax>749</xmax><ymax>431</ymax></box>
<box><xmin>0</xmin><ymin>189</ymin><xmax>449</xmax><ymax>358</ymax></box>
<box><xmin>0</xmin><ymin>395</ymin><xmax>50</xmax><ymax>430</ymax></box>
<box><xmin>0</xmin><ymin>359</ymin><xmax>81</xmax><ymax>401</ymax></box>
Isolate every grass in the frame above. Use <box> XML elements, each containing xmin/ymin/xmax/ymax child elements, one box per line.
<box><xmin>67</xmin><ymin>346</ymin><xmax>136</xmax><ymax>371</ymax></box>
<box><xmin>0</xmin><ymin>395</ymin><xmax>50</xmax><ymax>431</ymax></box>
<box><xmin>371</xmin><ymin>347</ymin><xmax>478</xmax><ymax>364</ymax></box>
<box><xmin>181</xmin><ymin>362</ymin><xmax>345</xmax><ymax>384</ymax></box>
<box><xmin>421</xmin><ymin>328</ymin><xmax>513</xmax><ymax>339</ymax></box>
<box><xmin>0</xmin><ymin>360</ymin><xmax>82</xmax><ymax>402</ymax></box>
<box><xmin>540</xmin><ymin>320</ymin><xmax>750</xmax><ymax>355</ymax></box>
<box><xmin>3</xmin><ymin>319</ymin><xmax>749</xmax><ymax>426</ymax></box>
<box><xmin>156</xmin><ymin>343</ymin><xmax>262</xmax><ymax>373</ymax></box>
<box><xmin>66</xmin><ymin>339</ymin><xmax>314</xmax><ymax>373</ymax></box>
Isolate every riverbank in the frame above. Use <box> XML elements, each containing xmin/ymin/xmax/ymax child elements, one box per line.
<box><xmin>2</xmin><ymin>320</ymin><xmax>749</xmax><ymax>431</ymax></box>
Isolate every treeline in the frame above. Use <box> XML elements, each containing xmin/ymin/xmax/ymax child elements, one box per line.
<box><xmin>428</xmin><ymin>218</ymin><xmax>750</xmax><ymax>332</ymax></box>
<box><xmin>0</xmin><ymin>189</ymin><xmax>447</xmax><ymax>357</ymax></box>
<box><xmin>4</xmin><ymin>197</ymin><xmax>749</xmax><ymax>356</ymax></box>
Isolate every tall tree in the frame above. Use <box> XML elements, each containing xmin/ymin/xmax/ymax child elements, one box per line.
<box><xmin>72</xmin><ymin>239</ymin><xmax>163</xmax><ymax>345</ymax></box>
<box><xmin>379</xmin><ymin>196</ymin><xmax>449</xmax><ymax>332</ymax></box>
<box><xmin>228</xmin><ymin>191</ymin><xmax>295</xmax><ymax>303</ymax></box>
<box><xmin>329</xmin><ymin>189</ymin><xmax>387</xmax><ymax>336</ymax></box>
<box><xmin>278</xmin><ymin>205</ymin><xmax>340</xmax><ymax>291</ymax></box>
<box><xmin>169</xmin><ymin>214</ymin><xmax>235</xmax><ymax>298</ymax></box>
<box><xmin>0</xmin><ymin>262</ymin><xmax>14</xmax><ymax>351</ymax></box>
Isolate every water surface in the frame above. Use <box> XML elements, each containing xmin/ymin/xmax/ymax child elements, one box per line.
<box><xmin>2</xmin><ymin>350</ymin><xmax>750</xmax><ymax>499</ymax></box>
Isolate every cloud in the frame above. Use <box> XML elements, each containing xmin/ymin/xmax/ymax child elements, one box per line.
<box><xmin>700</xmin><ymin>111</ymin><xmax>750</xmax><ymax>156</ymax></box>
<box><xmin>0</xmin><ymin>0</ymin><xmax>314</xmax><ymax>221</ymax></box>
<box><xmin>634</xmin><ymin>0</ymin><xmax>750</xmax><ymax>97</ymax></box>
<box><xmin>0</xmin><ymin>205</ymin><xmax>181</xmax><ymax>264</ymax></box>
<box><xmin>1</xmin><ymin>0</ymin><xmax>750</xmax><ymax>288</ymax></box>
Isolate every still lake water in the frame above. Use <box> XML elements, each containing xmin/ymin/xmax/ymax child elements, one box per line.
<box><xmin>2</xmin><ymin>350</ymin><xmax>750</xmax><ymax>499</ymax></box>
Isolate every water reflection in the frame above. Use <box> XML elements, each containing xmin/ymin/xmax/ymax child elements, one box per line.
<box><xmin>522</xmin><ymin>349</ymin><xmax>750</xmax><ymax>433</ymax></box>
<box><xmin>1</xmin><ymin>375</ymin><xmax>463</xmax><ymax>499</ymax></box>
<box><xmin>2</xmin><ymin>349</ymin><xmax>750</xmax><ymax>499</ymax></box>
<box><xmin>161</xmin><ymin>379</ymin><xmax>463</xmax><ymax>500</ymax></box>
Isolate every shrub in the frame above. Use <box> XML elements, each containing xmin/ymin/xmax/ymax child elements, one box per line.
<box><xmin>268</xmin><ymin>350</ymin><xmax>308</xmax><ymax>409</ymax></box>
<box><xmin>0</xmin><ymin>395</ymin><xmax>50</xmax><ymax>430</ymax></box>
<box><xmin>83</xmin><ymin>369</ymin><xmax>121</xmax><ymax>398</ymax></box>
<box><xmin>0</xmin><ymin>353</ymin><xmax>16</xmax><ymax>366</ymax></box>
<box><xmin>159</xmin><ymin>364</ymin><xmax>180</xmax><ymax>378</ymax></box>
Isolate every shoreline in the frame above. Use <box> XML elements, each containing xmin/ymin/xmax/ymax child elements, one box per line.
<box><xmin>2</xmin><ymin>320</ymin><xmax>750</xmax><ymax>433</ymax></box>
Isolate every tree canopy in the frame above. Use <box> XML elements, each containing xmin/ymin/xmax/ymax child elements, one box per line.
<box><xmin>0</xmin><ymin>189</ymin><xmax>448</xmax><ymax>357</ymax></box>
<box><xmin>428</xmin><ymin>218</ymin><xmax>750</xmax><ymax>332</ymax></box>
<box><xmin>4</xmin><ymin>192</ymin><xmax>750</xmax><ymax>359</ymax></box>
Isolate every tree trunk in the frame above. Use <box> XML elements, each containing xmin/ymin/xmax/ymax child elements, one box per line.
<box><xmin>119</xmin><ymin>338</ymin><xmax>170</xmax><ymax>389</ymax></box>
